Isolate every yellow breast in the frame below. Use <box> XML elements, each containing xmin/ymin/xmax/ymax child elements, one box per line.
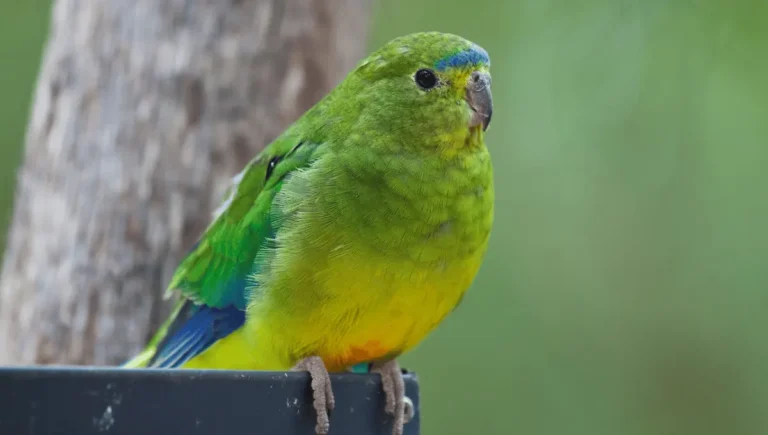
<box><xmin>281</xmin><ymin>249</ymin><xmax>485</xmax><ymax>372</ymax></box>
<box><xmin>184</xmin><ymin>246</ymin><xmax>487</xmax><ymax>373</ymax></box>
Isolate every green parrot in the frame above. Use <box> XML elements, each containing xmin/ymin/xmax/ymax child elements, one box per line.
<box><xmin>125</xmin><ymin>31</ymin><xmax>494</xmax><ymax>435</ymax></box>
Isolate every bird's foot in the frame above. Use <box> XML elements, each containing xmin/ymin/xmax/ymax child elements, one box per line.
<box><xmin>371</xmin><ymin>359</ymin><xmax>414</xmax><ymax>435</ymax></box>
<box><xmin>291</xmin><ymin>356</ymin><xmax>335</xmax><ymax>434</ymax></box>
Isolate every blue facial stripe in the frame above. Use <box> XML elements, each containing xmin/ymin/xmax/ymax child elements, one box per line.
<box><xmin>435</xmin><ymin>46</ymin><xmax>490</xmax><ymax>71</ymax></box>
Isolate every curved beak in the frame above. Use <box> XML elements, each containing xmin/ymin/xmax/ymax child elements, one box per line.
<box><xmin>466</xmin><ymin>71</ymin><xmax>493</xmax><ymax>131</ymax></box>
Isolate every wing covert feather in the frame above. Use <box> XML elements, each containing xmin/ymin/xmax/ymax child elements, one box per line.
<box><xmin>166</xmin><ymin>136</ymin><xmax>319</xmax><ymax>309</ymax></box>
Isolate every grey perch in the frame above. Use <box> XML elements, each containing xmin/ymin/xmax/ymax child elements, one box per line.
<box><xmin>0</xmin><ymin>366</ymin><xmax>420</xmax><ymax>434</ymax></box>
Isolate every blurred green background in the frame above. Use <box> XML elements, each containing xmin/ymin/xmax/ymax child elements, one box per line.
<box><xmin>3</xmin><ymin>1</ymin><xmax>768</xmax><ymax>434</ymax></box>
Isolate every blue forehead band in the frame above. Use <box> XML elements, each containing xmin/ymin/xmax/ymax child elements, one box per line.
<box><xmin>434</xmin><ymin>46</ymin><xmax>490</xmax><ymax>71</ymax></box>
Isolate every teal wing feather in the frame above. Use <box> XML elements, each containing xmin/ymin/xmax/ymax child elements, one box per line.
<box><xmin>124</xmin><ymin>133</ymin><xmax>321</xmax><ymax>368</ymax></box>
<box><xmin>166</xmin><ymin>135</ymin><xmax>319</xmax><ymax>309</ymax></box>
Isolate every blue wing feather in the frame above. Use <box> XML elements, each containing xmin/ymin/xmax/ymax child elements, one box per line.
<box><xmin>146</xmin><ymin>217</ymin><xmax>277</xmax><ymax>368</ymax></box>
<box><xmin>149</xmin><ymin>302</ymin><xmax>246</xmax><ymax>368</ymax></box>
<box><xmin>140</xmin><ymin>140</ymin><xmax>319</xmax><ymax>369</ymax></box>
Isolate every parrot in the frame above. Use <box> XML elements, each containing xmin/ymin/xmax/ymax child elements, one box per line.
<box><xmin>124</xmin><ymin>31</ymin><xmax>494</xmax><ymax>435</ymax></box>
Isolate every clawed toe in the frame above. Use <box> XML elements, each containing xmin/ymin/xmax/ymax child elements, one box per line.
<box><xmin>291</xmin><ymin>356</ymin><xmax>335</xmax><ymax>434</ymax></box>
<box><xmin>372</xmin><ymin>359</ymin><xmax>410</xmax><ymax>435</ymax></box>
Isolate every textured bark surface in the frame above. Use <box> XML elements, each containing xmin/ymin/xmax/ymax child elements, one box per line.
<box><xmin>0</xmin><ymin>0</ymin><xmax>370</xmax><ymax>365</ymax></box>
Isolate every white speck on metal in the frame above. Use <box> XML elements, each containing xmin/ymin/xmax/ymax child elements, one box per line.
<box><xmin>93</xmin><ymin>405</ymin><xmax>114</xmax><ymax>432</ymax></box>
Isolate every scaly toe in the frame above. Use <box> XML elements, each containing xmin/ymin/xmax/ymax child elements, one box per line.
<box><xmin>371</xmin><ymin>360</ymin><xmax>409</xmax><ymax>435</ymax></box>
<box><xmin>291</xmin><ymin>356</ymin><xmax>334</xmax><ymax>435</ymax></box>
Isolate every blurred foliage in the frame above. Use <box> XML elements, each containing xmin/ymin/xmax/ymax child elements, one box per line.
<box><xmin>2</xmin><ymin>1</ymin><xmax>768</xmax><ymax>434</ymax></box>
<box><xmin>369</xmin><ymin>1</ymin><xmax>768</xmax><ymax>434</ymax></box>
<box><xmin>0</xmin><ymin>2</ymin><xmax>50</xmax><ymax>250</ymax></box>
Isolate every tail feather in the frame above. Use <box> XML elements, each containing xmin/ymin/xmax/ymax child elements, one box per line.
<box><xmin>122</xmin><ymin>347</ymin><xmax>156</xmax><ymax>368</ymax></box>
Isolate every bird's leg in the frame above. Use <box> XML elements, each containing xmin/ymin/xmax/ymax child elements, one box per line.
<box><xmin>371</xmin><ymin>359</ymin><xmax>415</xmax><ymax>435</ymax></box>
<box><xmin>291</xmin><ymin>356</ymin><xmax>335</xmax><ymax>435</ymax></box>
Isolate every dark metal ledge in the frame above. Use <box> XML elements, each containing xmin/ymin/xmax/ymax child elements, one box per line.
<box><xmin>0</xmin><ymin>366</ymin><xmax>420</xmax><ymax>435</ymax></box>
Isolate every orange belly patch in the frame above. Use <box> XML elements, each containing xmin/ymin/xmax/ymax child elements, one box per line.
<box><xmin>323</xmin><ymin>339</ymin><xmax>400</xmax><ymax>372</ymax></box>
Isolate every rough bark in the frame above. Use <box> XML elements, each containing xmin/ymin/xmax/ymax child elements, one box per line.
<box><xmin>0</xmin><ymin>0</ymin><xmax>370</xmax><ymax>365</ymax></box>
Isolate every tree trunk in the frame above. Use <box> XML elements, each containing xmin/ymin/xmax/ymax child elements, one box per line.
<box><xmin>0</xmin><ymin>0</ymin><xmax>370</xmax><ymax>366</ymax></box>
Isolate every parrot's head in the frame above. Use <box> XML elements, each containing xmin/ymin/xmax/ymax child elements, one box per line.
<box><xmin>346</xmin><ymin>32</ymin><xmax>493</xmax><ymax>150</ymax></box>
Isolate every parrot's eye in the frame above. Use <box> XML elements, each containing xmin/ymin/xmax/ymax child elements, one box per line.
<box><xmin>414</xmin><ymin>69</ymin><xmax>438</xmax><ymax>90</ymax></box>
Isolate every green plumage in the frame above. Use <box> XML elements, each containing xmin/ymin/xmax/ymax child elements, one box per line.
<box><xmin>128</xmin><ymin>32</ymin><xmax>494</xmax><ymax>388</ymax></box>
<box><xmin>166</xmin><ymin>132</ymin><xmax>315</xmax><ymax>309</ymax></box>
